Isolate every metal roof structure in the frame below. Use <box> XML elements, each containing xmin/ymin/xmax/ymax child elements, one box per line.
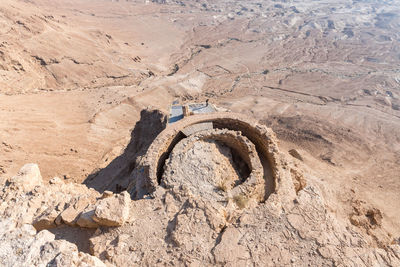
<box><xmin>168</xmin><ymin>102</ymin><xmax>216</xmax><ymax>124</ymax></box>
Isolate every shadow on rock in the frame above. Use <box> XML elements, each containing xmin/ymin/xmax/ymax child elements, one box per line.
<box><xmin>48</xmin><ymin>225</ymin><xmax>96</xmax><ymax>254</ymax></box>
<box><xmin>83</xmin><ymin>108</ymin><xmax>167</xmax><ymax>193</ymax></box>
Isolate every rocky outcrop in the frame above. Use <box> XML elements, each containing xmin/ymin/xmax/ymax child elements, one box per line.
<box><xmin>0</xmin><ymin>219</ymin><xmax>105</xmax><ymax>267</ymax></box>
<box><xmin>87</xmin><ymin>182</ymin><xmax>400</xmax><ymax>266</ymax></box>
<box><xmin>0</xmin><ymin>163</ymin><xmax>132</xmax><ymax>266</ymax></box>
<box><xmin>0</xmin><ymin>112</ymin><xmax>399</xmax><ymax>266</ymax></box>
<box><xmin>88</xmin><ymin>111</ymin><xmax>399</xmax><ymax>266</ymax></box>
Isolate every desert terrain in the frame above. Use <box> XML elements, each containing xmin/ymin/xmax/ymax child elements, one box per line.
<box><xmin>0</xmin><ymin>0</ymin><xmax>399</xmax><ymax>266</ymax></box>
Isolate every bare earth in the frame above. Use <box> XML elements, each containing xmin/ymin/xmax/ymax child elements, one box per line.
<box><xmin>0</xmin><ymin>0</ymin><xmax>400</xmax><ymax>266</ymax></box>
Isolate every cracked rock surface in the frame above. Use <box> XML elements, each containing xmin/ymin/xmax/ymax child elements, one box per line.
<box><xmin>1</xmin><ymin>115</ymin><xmax>399</xmax><ymax>266</ymax></box>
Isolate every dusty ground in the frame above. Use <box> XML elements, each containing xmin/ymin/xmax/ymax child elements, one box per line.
<box><xmin>0</xmin><ymin>0</ymin><xmax>400</xmax><ymax>263</ymax></box>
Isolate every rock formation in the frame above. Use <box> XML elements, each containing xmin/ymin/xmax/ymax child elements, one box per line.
<box><xmin>0</xmin><ymin>111</ymin><xmax>399</xmax><ymax>266</ymax></box>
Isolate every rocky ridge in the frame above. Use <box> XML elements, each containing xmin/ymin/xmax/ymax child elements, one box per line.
<box><xmin>0</xmin><ymin>113</ymin><xmax>399</xmax><ymax>266</ymax></box>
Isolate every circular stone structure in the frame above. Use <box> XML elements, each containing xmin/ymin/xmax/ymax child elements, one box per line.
<box><xmin>162</xmin><ymin>129</ymin><xmax>264</xmax><ymax>202</ymax></box>
<box><xmin>128</xmin><ymin>112</ymin><xmax>288</xmax><ymax>204</ymax></box>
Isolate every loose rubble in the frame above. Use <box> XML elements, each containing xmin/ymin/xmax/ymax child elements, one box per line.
<box><xmin>0</xmin><ymin>113</ymin><xmax>399</xmax><ymax>266</ymax></box>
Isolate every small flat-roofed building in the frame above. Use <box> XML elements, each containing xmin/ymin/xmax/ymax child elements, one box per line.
<box><xmin>168</xmin><ymin>102</ymin><xmax>216</xmax><ymax>124</ymax></box>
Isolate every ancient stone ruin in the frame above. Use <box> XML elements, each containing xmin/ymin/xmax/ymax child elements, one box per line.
<box><xmin>128</xmin><ymin>111</ymin><xmax>292</xmax><ymax>203</ymax></box>
<box><xmin>0</xmin><ymin>107</ymin><xmax>399</xmax><ymax>266</ymax></box>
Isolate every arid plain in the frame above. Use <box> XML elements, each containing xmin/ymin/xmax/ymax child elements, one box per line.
<box><xmin>0</xmin><ymin>0</ymin><xmax>400</xmax><ymax>266</ymax></box>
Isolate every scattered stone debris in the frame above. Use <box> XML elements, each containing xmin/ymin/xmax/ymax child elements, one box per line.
<box><xmin>0</xmin><ymin>110</ymin><xmax>399</xmax><ymax>266</ymax></box>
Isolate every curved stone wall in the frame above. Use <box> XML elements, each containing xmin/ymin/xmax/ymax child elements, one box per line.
<box><xmin>162</xmin><ymin>128</ymin><xmax>264</xmax><ymax>202</ymax></box>
<box><xmin>128</xmin><ymin>112</ymin><xmax>290</xmax><ymax>203</ymax></box>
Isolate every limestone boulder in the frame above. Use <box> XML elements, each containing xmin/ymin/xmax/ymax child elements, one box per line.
<box><xmin>32</xmin><ymin>209</ymin><xmax>59</xmax><ymax>231</ymax></box>
<box><xmin>60</xmin><ymin>196</ymin><xmax>92</xmax><ymax>226</ymax></box>
<box><xmin>76</xmin><ymin>205</ymin><xmax>98</xmax><ymax>228</ymax></box>
<box><xmin>92</xmin><ymin>191</ymin><xmax>130</xmax><ymax>227</ymax></box>
<box><xmin>8</xmin><ymin>163</ymin><xmax>42</xmax><ymax>191</ymax></box>
<box><xmin>0</xmin><ymin>219</ymin><xmax>107</xmax><ymax>266</ymax></box>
